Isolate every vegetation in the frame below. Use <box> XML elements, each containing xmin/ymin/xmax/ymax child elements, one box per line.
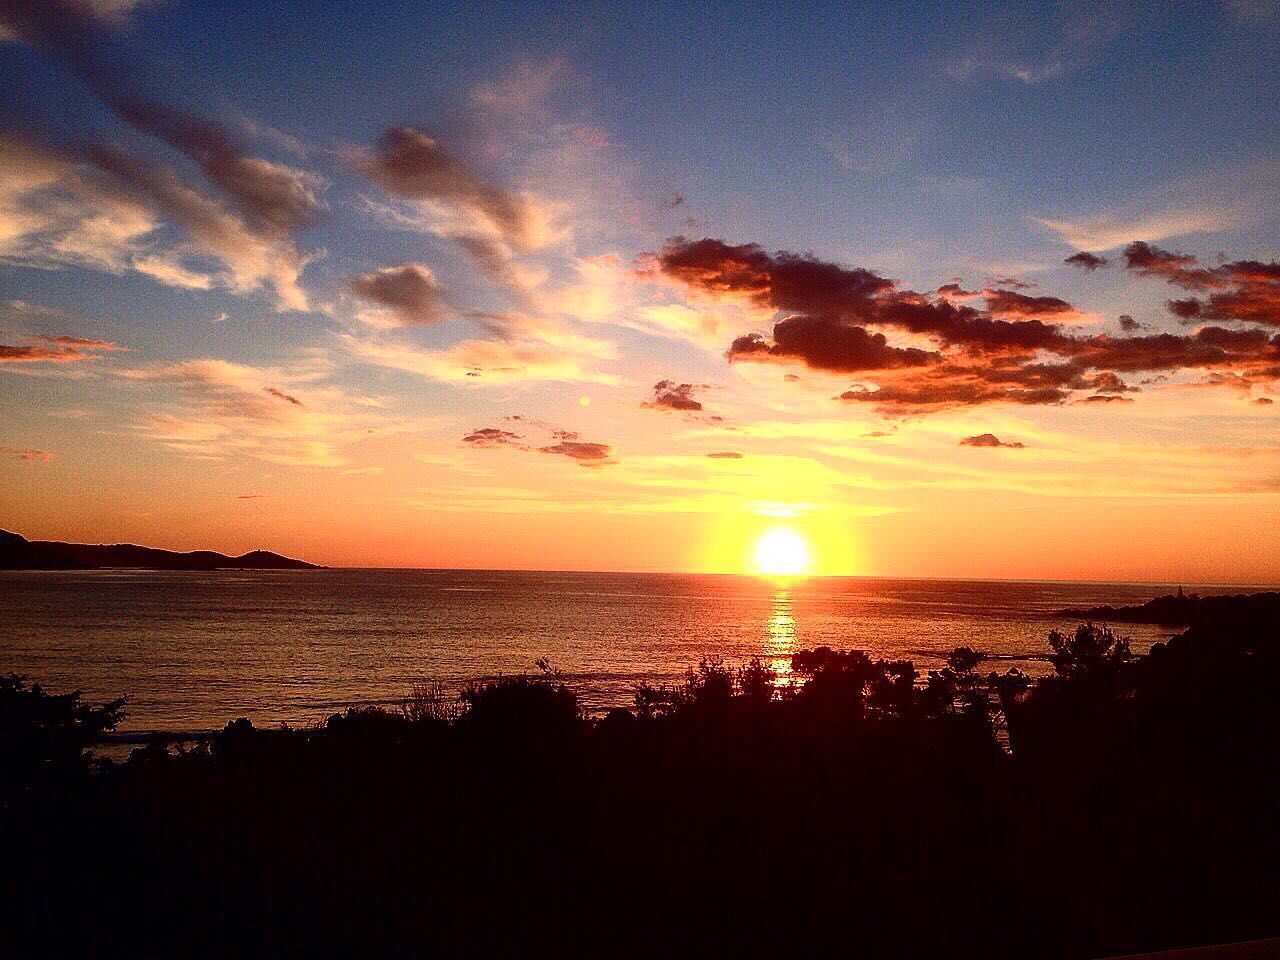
<box><xmin>3</xmin><ymin>618</ymin><xmax>1278</xmax><ymax>957</ymax></box>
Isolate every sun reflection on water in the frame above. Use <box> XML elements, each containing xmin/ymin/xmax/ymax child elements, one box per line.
<box><xmin>764</xmin><ymin>588</ymin><xmax>799</xmax><ymax>686</ymax></box>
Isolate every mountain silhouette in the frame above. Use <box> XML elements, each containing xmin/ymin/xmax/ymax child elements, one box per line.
<box><xmin>0</xmin><ymin>529</ymin><xmax>320</xmax><ymax>570</ymax></box>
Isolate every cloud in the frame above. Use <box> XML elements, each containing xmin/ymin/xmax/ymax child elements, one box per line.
<box><xmin>0</xmin><ymin>446</ymin><xmax>52</xmax><ymax>461</ymax></box>
<box><xmin>1065</xmin><ymin>251</ymin><xmax>1108</xmax><ymax>271</ymax></box>
<box><xmin>348</xmin><ymin>264</ymin><xmax>450</xmax><ymax>327</ymax></box>
<box><xmin>356</xmin><ymin>127</ymin><xmax>552</xmax><ymax>252</ymax></box>
<box><xmin>707</xmin><ymin>451</ymin><xmax>743</xmax><ymax>459</ymax></box>
<box><xmin>1118</xmin><ymin>314</ymin><xmax>1143</xmax><ymax>332</ymax></box>
<box><xmin>118</xmin><ymin>356</ymin><xmax>395</xmax><ymax>466</ymax></box>
<box><xmin>0</xmin><ymin>332</ymin><xmax>124</xmax><ymax>364</ymax></box>
<box><xmin>2</xmin><ymin>2</ymin><xmax>327</xmax><ymax>237</ymax></box>
<box><xmin>343</xmin><ymin>332</ymin><xmax>619</xmax><ymax>386</ymax></box>
<box><xmin>959</xmin><ymin>433</ymin><xmax>1025</xmax><ymax>449</ymax></box>
<box><xmin>462</xmin><ymin>421</ymin><xmax>613</xmax><ymax>466</ymax></box>
<box><xmin>539</xmin><ymin>440</ymin><xmax>613</xmax><ymax>466</ymax></box>
<box><xmin>1118</xmin><ymin>241</ymin><xmax>1280</xmax><ymax>328</ymax></box>
<box><xmin>642</xmin><ymin>379</ymin><xmax>705</xmax><ymax>412</ymax></box>
<box><xmin>945</xmin><ymin>4</ymin><xmax>1126</xmax><ymax>85</ymax></box>
<box><xmin>660</xmin><ymin>238</ymin><xmax>1070</xmax><ymax>358</ymax></box>
<box><xmin>946</xmin><ymin>50</ymin><xmax>1066</xmax><ymax>84</ymax></box>
<box><xmin>1223</xmin><ymin>0</ymin><xmax>1280</xmax><ymax>21</ymax></box>
<box><xmin>983</xmin><ymin>288</ymin><xmax>1078</xmax><ymax>319</ymax></box>
<box><xmin>659</xmin><ymin>235</ymin><xmax>1280</xmax><ymax>412</ymax></box>
<box><xmin>109</xmin><ymin>97</ymin><xmax>327</xmax><ymax>236</ymax></box>
<box><xmin>728</xmin><ymin>319</ymin><xmax>938</xmax><ymax>373</ymax></box>
<box><xmin>264</xmin><ymin>386</ymin><xmax>302</xmax><ymax>406</ymax></box>
<box><xmin>1036</xmin><ymin>160</ymin><xmax>1280</xmax><ymax>250</ymax></box>
<box><xmin>85</xmin><ymin>142</ymin><xmax>313</xmax><ymax>310</ymax></box>
<box><xmin>0</xmin><ymin>133</ymin><xmax>311</xmax><ymax>310</ymax></box>
<box><xmin>1078</xmin><ymin>394</ymin><xmax>1133</xmax><ymax>404</ymax></box>
<box><xmin>462</xmin><ymin>427</ymin><xmax>522</xmax><ymax>447</ymax></box>
<box><xmin>822</xmin><ymin>100</ymin><xmax>923</xmax><ymax>173</ymax></box>
<box><xmin>0</xmin><ymin>0</ymin><xmax>324</xmax><ymax>310</ymax></box>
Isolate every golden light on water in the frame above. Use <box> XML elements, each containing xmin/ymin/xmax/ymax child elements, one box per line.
<box><xmin>753</xmin><ymin>527</ymin><xmax>811</xmax><ymax>577</ymax></box>
<box><xmin>765</xmin><ymin>589</ymin><xmax>798</xmax><ymax>685</ymax></box>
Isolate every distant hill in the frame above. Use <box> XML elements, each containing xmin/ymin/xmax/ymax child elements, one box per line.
<box><xmin>0</xmin><ymin>529</ymin><xmax>321</xmax><ymax>571</ymax></box>
<box><xmin>1057</xmin><ymin>589</ymin><xmax>1280</xmax><ymax>628</ymax></box>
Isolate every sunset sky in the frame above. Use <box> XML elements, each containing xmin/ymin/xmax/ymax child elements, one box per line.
<box><xmin>3</xmin><ymin>0</ymin><xmax>1280</xmax><ymax>581</ymax></box>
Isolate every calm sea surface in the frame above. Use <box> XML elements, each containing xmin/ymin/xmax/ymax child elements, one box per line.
<box><xmin>0</xmin><ymin>569</ymin><xmax>1266</xmax><ymax>733</ymax></box>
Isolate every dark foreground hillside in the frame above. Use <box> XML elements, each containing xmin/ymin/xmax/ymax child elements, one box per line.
<box><xmin>3</xmin><ymin>617</ymin><xmax>1278</xmax><ymax>958</ymax></box>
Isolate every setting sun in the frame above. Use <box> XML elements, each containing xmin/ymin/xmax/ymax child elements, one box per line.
<box><xmin>753</xmin><ymin>528</ymin><xmax>812</xmax><ymax>577</ymax></box>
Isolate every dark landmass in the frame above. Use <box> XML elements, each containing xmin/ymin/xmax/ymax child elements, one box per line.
<box><xmin>1057</xmin><ymin>589</ymin><xmax>1280</xmax><ymax>627</ymax></box>
<box><xmin>0</xmin><ymin>528</ymin><xmax>320</xmax><ymax>570</ymax></box>
<box><xmin>4</xmin><ymin>608</ymin><xmax>1279</xmax><ymax>958</ymax></box>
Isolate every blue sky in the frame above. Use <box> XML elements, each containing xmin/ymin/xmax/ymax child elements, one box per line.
<box><xmin>2</xmin><ymin>0</ymin><xmax>1280</xmax><ymax>579</ymax></box>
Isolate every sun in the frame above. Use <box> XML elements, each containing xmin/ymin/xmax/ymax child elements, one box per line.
<box><xmin>753</xmin><ymin>527</ymin><xmax>812</xmax><ymax>578</ymax></box>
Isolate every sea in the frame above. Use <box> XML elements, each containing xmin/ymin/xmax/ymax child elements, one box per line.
<box><xmin>0</xmin><ymin>569</ymin><xmax>1267</xmax><ymax>736</ymax></box>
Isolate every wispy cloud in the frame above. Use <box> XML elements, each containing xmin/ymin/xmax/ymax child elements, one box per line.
<box><xmin>0</xmin><ymin>331</ymin><xmax>125</xmax><ymax>365</ymax></box>
<box><xmin>1035</xmin><ymin>160</ymin><xmax>1280</xmax><ymax>250</ymax></box>
<box><xmin>0</xmin><ymin>446</ymin><xmax>52</xmax><ymax>462</ymax></box>
<box><xmin>117</xmin><ymin>355</ymin><xmax>413</xmax><ymax>466</ymax></box>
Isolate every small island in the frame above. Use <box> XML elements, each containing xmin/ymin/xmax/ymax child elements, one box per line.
<box><xmin>0</xmin><ymin>529</ymin><xmax>321</xmax><ymax>571</ymax></box>
<box><xmin>1057</xmin><ymin>588</ymin><xmax>1280</xmax><ymax>628</ymax></box>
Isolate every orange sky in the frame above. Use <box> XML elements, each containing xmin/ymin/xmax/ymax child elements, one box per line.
<box><xmin>3</xmin><ymin>4</ymin><xmax>1280</xmax><ymax>583</ymax></box>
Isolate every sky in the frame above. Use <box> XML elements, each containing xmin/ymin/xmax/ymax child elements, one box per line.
<box><xmin>2</xmin><ymin>0</ymin><xmax>1280</xmax><ymax>581</ymax></box>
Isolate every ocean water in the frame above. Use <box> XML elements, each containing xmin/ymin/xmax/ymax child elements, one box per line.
<box><xmin>0</xmin><ymin>569</ymin><xmax>1261</xmax><ymax>734</ymax></box>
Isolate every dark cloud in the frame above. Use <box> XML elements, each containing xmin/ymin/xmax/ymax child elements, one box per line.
<box><xmin>463</xmin><ymin>421</ymin><xmax>611</xmax><ymax>464</ymax></box>
<box><xmin>348</xmin><ymin>264</ymin><xmax>449</xmax><ymax>326</ymax></box>
<box><xmin>707</xmin><ymin>451</ymin><xmax>743</xmax><ymax>458</ymax></box>
<box><xmin>959</xmin><ymin>434</ymin><xmax>1025</xmax><ymax>449</ymax></box>
<box><xmin>1079</xmin><ymin>394</ymin><xmax>1133</xmax><ymax>404</ymax></box>
<box><xmin>659</xmin><ymin>236</ymin><xmax>1280</xmax><ymax>412</ymax></box>
<box><xmin>1065</xmin><ymin>251</ymin><xmax>1108</xmax><ymax>271</ymax></box>
<box><xmin>264</xmin><ymin>387</ymin><xmax>302</xmax><ymax>406</ymax></box>
<box><xmin>657</xmin><ymin>237</ymin><xmax>892</xmax><ymax>314</ymax></box>
<box><xmin>110</xmin><ymin>98</ymin><xmax>325</xmax><ymax>236</ymax></box>
<box><xmin>660</xmin><ymin>238</ymin><xmax>1072</xmax><ymax>365</ymax></box>
<box><xmin>1149</xmin><ymin>253</ymin><xmax>1280</xmax><ymax>328</ymax></box>
<box><xmin>2</xmin><ymin>1</ymin><xmax>325</xmax><ymax>240</ymax></box>
<box><xmin>1117</xmin><ymin>314</ymin><xmax>1143</xmax><ymax>332</ymax></box>
<box><xmin>0</xmin><ymin>333</ymin><xmax>123</xmax><ymax>364</ymax></box>
<box><xmin>990</xmin><ymin>276</ymin><xmax>1033</xmax><ymax>290</ymax></box>
<box><xmin>1085</xmin><ymin>371</ymin><xmax>1138</xmax><ymax>394</ymax></box>
<box><xmin>643</xmin><ymin>379</ymin><xmax>705</xmax><ymax>412</ymax></box>
<box><xmin>358</xmin><ymin>127</ymin><xmax>537</xmax><ymax>248</ymax></box>
<box><xmin>0</xmin><ymin>0</ymin><xmax>131</xmax><ymax>84</ymax></box>
<box><xmin>1256</xmin><ymin>397</ymin><xmax>1275</xmax><ymax>406</ymax></box>
<box><xmin>728</xmin><ymin>318</ymin><xmax>937</xmax><ymax>373</ymax></box>
<box><xmin>841</xmin><ymin>380</ymin><xmax>1068</xmax><ymax>413</ymax></box>
<box><xmin>1123</xmin><ymin>241</ymin><xmax>1220</xmax><ymax>290</ymax></box>
<box><xmin>1066</xmin><ymin>327</ymin><xmax>1279</xmax><ymax>373</ymax></box>
<box><xmin>983</xmin><ymin>288</ymin><xmax>1076</xmax><ymax>318</ymax></box>
<box><xmin>462</xmin><ymin>427</ymin><xmax>522</xmax><ymax>447</ymax></box>
<box><xmin>539</xmin><ymin>441</ymin><xmax>613</xmax><ymax>466</ymax></box>
<box><xmin>1120</xmin><ymin>242</ymin><xmax>1280</xmax><ymax>329</ymax></box>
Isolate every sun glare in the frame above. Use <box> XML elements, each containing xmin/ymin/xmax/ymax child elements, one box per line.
<box><xmin>753</xmin><ymin>528</ymin><xmax>811</xmax><ymax>578</ymax></box>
